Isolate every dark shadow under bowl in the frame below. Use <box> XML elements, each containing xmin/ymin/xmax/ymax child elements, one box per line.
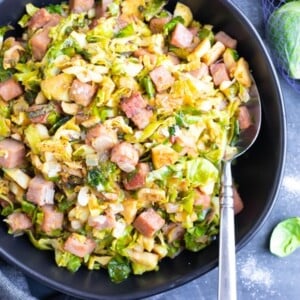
<box><xmin>0</xmin><ymin>0</ymin><xmax>286</xmax><ymax>299</ymax></box>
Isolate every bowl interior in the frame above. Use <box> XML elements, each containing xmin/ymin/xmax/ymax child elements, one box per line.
<box><xmin>0</xmin><ymin>0</ymin><xmax>285</xmax><ymax>299</ymax></box>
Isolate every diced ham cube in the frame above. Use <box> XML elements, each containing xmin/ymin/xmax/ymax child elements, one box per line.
<box><xmin>63</xmin><ymin>233</ymin><xmax>96</xmax><ymax>258</ymax></box>
<box><xmin>209</xmin><ymin>63</ymin><xmax>230</xmax><ymax>86</ymax></box>
<box><xmin>26</xmin><ymin>175</ymin><xmax>55</xmax><ymax>206</ymax></box>
<box><xmin>28</xmin><ymin>8</ymin><xmax>52</xmax><ymax>31</ymax></box>
<box><xmin>69</xmin><ymin>79</ymin><xmax>97</xmax><ymax>106</ymax></box>
<box><xmin>45</xmin><ymin>14</ymin><xmax>62</xmax><ymax>28</ymax></box>
<box><xmin>88</xmin><ymin>213</ymin><xmax>116</xmax><ymax>230</ymax></box>
<box><xmin>170</xmin><ymin>23</ymin><xmax>194</xmax><ymax>48</ymax></box>
<box><xmin>238</xmin><ymin>106</ymin><xmax>252</xmax><ymax>130</ymax></box>
<box><xmin>111</xmin><ymin>142</ymin><xmax>139</xmax><ymax>173</ymax></box>
<box><xmin>133</xmin><ymin>208</ymin><xmax>165</xmax><ymax>237</ymax></box>
<box><xmin>123</xmin><ymin>163</ymin><xmax>150</xmax><ymax>190</ymax></box>
<box><xmin>131</xmin><ymin>108</ymin><xmax>153</xmax><ymax>130</ymax></box>
<box><xmin>120</xmin><ymin>92</ymin><xmax>153</xmax><ymax>129</ymax></box>
<box><xmin>0</xmin><ymin>138</ymin><xmax>26</xmax><ymax>168</ymax></box>
<box><xmin>27</xmin><ymin>103</ymin><xmax>59</xmax><ymax>124</ymax></box>
<box><xmin>0</xmin><ymin>78</ymin><xmax>23</xmax><ymax>101</ymax></box>
<box><xmin>149</xmin><ymin>65</ymin><xmax>175</xmax><ymax>92</ymax></box>
<box><xmin>233</xmin><ymin>186</ymin><xmax>244</xmax><ymax>214</ymax></box>
<box><xmin>85</xmin><ymin>124</ymin><xmax>118</xmax><ymax>153</ymax></box>
<box><xmin>30</xmin><ymin>28</ymin><xmax>51</xmax><ymax>61</ymax></box>
<box><xmin>6</xmin><ymin>212</ymin><xmax>32</xmax><ymax>234</ymax></box>
<box><xmin>149</xmin><ymin>16</ymin><xmax>171</xmax><ymax>33</ymax></box>
<box><xmin>70</xmin><ymin>0</ymin><xmax>95</xmax><ymax>13</ymax></box>
<box><xmin>121</xmin><ymin>92</ymin><xmax>148</xmax><ymax>117</ymax></box>
<box><xmin>215</xmin><ymin>31</ymin><xmax>237</xmax><ymax>49</ymax></box>
<box><xmin>194</xmin><ymin>189</ymin><xmax>211</xmax><ymax>209</ymax></box>
<box><xmin>29</xmin><ymin>14</ymin><xmax>61</xmax><ymax>61</ymax></box>
<box><xmin>40</xmin><ymin>205</ymin><xmax>64</xmax><ymax>234</ymax></box>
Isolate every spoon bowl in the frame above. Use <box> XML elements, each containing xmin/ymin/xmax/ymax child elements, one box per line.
<box><xmin>218</xmin><ymin>79</ymin><xmax>262</xmax><ymax>300</ymax></box>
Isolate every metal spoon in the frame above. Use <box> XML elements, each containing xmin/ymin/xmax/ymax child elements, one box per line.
<box><xmin>218</xmin><ymin>80</ymin><xmax>261</xmax><ymax>300</ymax></box>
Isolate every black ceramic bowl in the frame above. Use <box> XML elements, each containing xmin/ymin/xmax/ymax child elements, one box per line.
<box><xmin>0</xmin><ymin>0</ymin><xmax>286</xmax><ymax>299</ymax></box>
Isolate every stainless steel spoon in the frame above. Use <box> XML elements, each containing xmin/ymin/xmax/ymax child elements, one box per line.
<box><xmin>218</xmin><ymin>80</ymin><xmax>261</xmax><ymax>300</ymax></box>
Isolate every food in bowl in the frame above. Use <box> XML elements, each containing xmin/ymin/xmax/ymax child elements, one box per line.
<box><xmin>0</xmin><ymin>0</ymin><xmax>253</xmax><ymax>283</ymax></box>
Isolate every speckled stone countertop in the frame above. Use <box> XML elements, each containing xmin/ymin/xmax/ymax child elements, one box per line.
<box><xmin>24</xmin><ymin>1</ymin><xmax>300</xmax><ymax>299</ymax></box>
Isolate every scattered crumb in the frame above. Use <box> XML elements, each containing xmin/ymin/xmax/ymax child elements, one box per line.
<box><xmin>239</xmin><ymin>256</ymin><xmax>273</xmax><ymax>289</ymax></box>
<box><xmin>282</xmin><ymin>176</ymin><xmax>300</xmax><ymax>194</ymax></box>
<box><xmin>237</xmin><ymin>254</ymin><xmax>282</xmax><ymax>299</ymax></box>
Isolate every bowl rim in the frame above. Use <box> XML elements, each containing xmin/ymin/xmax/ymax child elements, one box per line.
<box><xmin>0</xmin><ymin>0</ymin><xmax>287</xmax><ymax>299</ymax></box>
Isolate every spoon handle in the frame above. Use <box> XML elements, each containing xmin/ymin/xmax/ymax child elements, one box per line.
<box><xmin>218</xmin><ymin>160</ymin><xmax>237</xmax><ymax>300</ymax></box>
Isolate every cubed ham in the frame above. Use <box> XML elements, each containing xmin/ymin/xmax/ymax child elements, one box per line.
<box><xmin>120</xmin><ymin>92</ymin><xmax>153</xmax><ymax>129</ymax></box>
<box><xmin>26</xmin><ymin>175</ymin><xmax>55</xmax><ymax>206</ymax></box>
<box><xmin>233</xmin><ymin>186</ymin><xmax>244</xmax><ymax>214</ymax></box>
<box><xmin>0</xmin><ymin>138</ymin><xmax>26</xmax><ymax>168</ymax></box>
<box><xmin>149</xmin><ymin>16</ymin><xmax>171</xmax><ymax>33</ymax></box>
<box><xmin>149</xmin><ymin>65</ymin><xmax>175</xmax><ymax>92</ymax></box>
<box><xmin>0</xmin><ymin>78</ymin><xmax>23</xmax><ymax>101</ymax></box>
<box><xmin>85</xmin><ymin>124</ymin><xmax>118</xmax><ymax>153</ymax></box>
<box><xmin>63</xmin><ymin>233</ymin><xmax>96</xmax><ymax>258</ymax></box>
<box><xmin>70</xmin><ymin>0</ymin><xmax>95</xmax><ymax>13</ymax></box>
<box><xmin>133</xmin><ymin>208</ymin><xmax>165</xmax><ymax>237</ymax></box>
<box><xmin>41</xmin><ymin>205</ymin><xmax>64</xmax><ymax>235</ymax></box>
<box><xmin>121</xmin><ymin>92</ymin><xmax>148</xmax><ymax>117</ymax></box>
<box><xmin>170</xmin><ymin>23</ymin><xmax>194</xmax><ymax>48</ymax></box>
<box><xmin>132</xmin><ymin>109</ymin><xmax>153</xmax><ymax>130</ymax></box>
<box><xmin>30</xmin><ymin>28</ymin><xmax>51</xmax><ymax>61</ymax></box>
<box><xmin>29</xmin><ymin>14</ymin><xmax>61</xmax><ymax>61</ymax></box>
<box><xmin>238</xmin><ymin>106</ymin><xmax>252</xmax><ymax>130</ymax></box>
<box><xmin>209</xmin><ymin>63</ymin><xmax>230</xmax><ymax>86</ymax></box>
<box><xmin>27</xmin><ymin>103</ymin><xmax>59</xmax><ymax>124</ymax></box>
<box><xmin>88</xmin><ymin>213</ymin><xmax>116</xmax><ymax>230</ymax></box>
<box><xmin>189</xmin><ymin>63</ymin><xmax>209</xmax><ymax>79</ymax></box>
<box><xmin>123</xmin><ymin>163</ymin><xmax>150</xmax><ymax>190</ymax></box>
<box><xmin>45</xmin><ymin>14</ymin><xmax>62</xmax><ymax>28</ymax></box>
<box><xmin>69</xmin><ymin>79</ymin><xmax>97</xmax><ymax>106</ymax></box>
<box><xmin>28</xmin><ymin>8</ymin><xmax>52</xmax><ymax>31</ymax></box>
<box><xmin>40</xmin><ymin>205</ymin><xmax>64</xmax><ymax>234</ymax></box>
<box><xmin>194</xmin><ymin>189</ymin><xmax>211</xmax><ymax>209</ymax></box>
<box><xmin>215</xmin><ymin>31</ymin><xmax>237</xmax><ymax>49</ymax></box>
<box><xmin>6</xmin><ymin>212</ymin><xmax>32</xmax><ymax>234</ymax></box>
<box><xmin>111</xmin><ymin>142</ymin><xmax>139</xmax><ymax>173</ymax></box>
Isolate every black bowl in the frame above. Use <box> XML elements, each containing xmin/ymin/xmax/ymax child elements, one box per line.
<box><xmin>0</xmin><ymin>0</ymin><xmax>286</xmax><ymax>299</ymax></box>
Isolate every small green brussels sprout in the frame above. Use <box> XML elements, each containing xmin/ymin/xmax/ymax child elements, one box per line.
<box><xmin>267</xmin><ymin>2</ymin><xmax>300</xmax><ymax>79</ymax></box>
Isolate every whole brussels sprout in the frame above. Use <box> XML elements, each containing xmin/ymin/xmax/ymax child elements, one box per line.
<box><xmin>267</xmin><ymin>1</ymin><xmax>300</xmax><ymax>79</ymax></box>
